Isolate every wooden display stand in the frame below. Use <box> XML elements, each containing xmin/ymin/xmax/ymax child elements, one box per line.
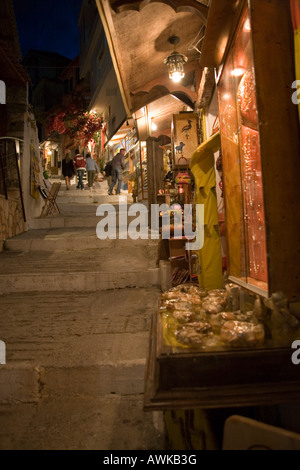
<box><xmin>169</xmin><ymin>237</ymin><xmax>198</xmax><ymax>286</ymax></box>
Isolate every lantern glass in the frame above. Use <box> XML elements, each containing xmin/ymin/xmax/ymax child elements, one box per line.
<box><xmin>164</xmin><ymin>51</ymin><xmax>187</xmax><ymax>82</ymax></box>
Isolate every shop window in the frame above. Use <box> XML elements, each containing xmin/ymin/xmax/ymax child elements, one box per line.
<box><xmin>218</xmin><ymin>7</ymin><xmax>268</xmax><ymax>294</ymax></box>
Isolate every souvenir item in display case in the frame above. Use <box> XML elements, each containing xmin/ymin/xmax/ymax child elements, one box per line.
<box><xmin>158</xmin><ymin>282</ymin><xmax>300</xmax><ymax>352</ymax></box>
<box><xmin>144</xmin><ymin>281</ymin><xmax>300</xmax><ymax>411</ymax></box>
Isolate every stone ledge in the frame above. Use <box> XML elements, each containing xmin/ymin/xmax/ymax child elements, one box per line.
<box><xmin>0</xmin><ymin>363</ymin><xmax>147</xmax><ymax>403</ymax></box>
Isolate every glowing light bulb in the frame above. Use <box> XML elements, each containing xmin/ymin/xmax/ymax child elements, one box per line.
<box><xmin>171</xmin><ymin>71</ymin><xmax>184</xmax><ymax>83</ymax></box>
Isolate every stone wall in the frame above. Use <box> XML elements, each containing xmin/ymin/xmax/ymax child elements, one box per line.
<box><xmin>20</xmin><ymin>108</ymin><xmax>44</xmax><ymax>221</ymax></box>
<box><xmin>5</xmin><ymin>83</ymin><xmax>44</xmax><ymax>225</ymax></box>
<box><xmin>0</xmin><ymin>195</ymin><xmax>26</xmax><ymax>251</ymax></box>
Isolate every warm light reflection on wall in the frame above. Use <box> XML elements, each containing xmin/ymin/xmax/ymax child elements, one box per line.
<box><xmin>231</xmin><ymin>68</ymin><xmax>245</xmax><ymax>77</ymax></box>
<box><xmin>243</xmin><ymin>18</ymin><xmax>251</xmax><ymax>32</ymax></box>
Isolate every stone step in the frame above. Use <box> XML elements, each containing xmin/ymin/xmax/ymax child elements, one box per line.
<box><xmin>27</xmin><ymin>215</ymin><xmax>101</xmax><ymax>230</ymax></box>
<box><xmin>0</xmin><ymin>394</ymin><xmax>164</xmax><ymax>450</ymax></box>
<box><xmin>0</xmin><ymin>244</ymin><xmax>160</xmax><ymax>293</ymax></box>
<box><xmin>27</xmin><ymin>199</ymin><xmax>149</xmax><ymax>230</ymax></box>
<box><xmin>26</xmin><ymin>213</ymin><xmax>145</xmax><ymax>230</ymax></box>
<box><xmin>0</xmin><ymin>362</ymin><xmax>147</xmax><ymax>402</ymax></box>
<box><xmin>56</xmin><ymin>194</ymin><xmax>123</xmax><ymax>204</ymax></box>
<box><xmin>55</xmin><ymin>186</ymin><xmax>132</xmax><ymax>205</ymax></box>
<box><xmin>3</xmin><ymin>227</ymin><xmax>160</xmax><ymax>252</ymax></box>
<box><xmin>0</xmin><ymin>288</ymin><xmax>160</xmax><ymax>402</ymax></box>
<box><xmin>0</xmin><ymin>269</ymin><xmax>160</xmax><ymax>293</ymax></box>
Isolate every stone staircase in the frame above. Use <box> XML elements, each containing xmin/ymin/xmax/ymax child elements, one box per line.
<box><xmin>0</xmin><ymin>229</ymin><xmax>160</xmax><ymax>294</ymax></box>
<box><xmin>0</xmin><ymin>197</ymin><xmax>160</xmax><ymax>293</ymax></box>
<box><xmin>0</xmin><ymin>185</ymin><xmax>165</xmax><ymax>450</ymax></box>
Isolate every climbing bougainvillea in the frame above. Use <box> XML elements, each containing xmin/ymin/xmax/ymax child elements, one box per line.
<box><xmin>47</xmin><ymin>101</ymin><xmax>103</xmax><ymax>146</ymax></box>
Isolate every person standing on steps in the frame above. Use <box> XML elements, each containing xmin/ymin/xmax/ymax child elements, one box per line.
<box><xmin>85</xmin><ymin>153</ymin><xmax>100</xmax><ymax>191</ymax></box>
<box><xmin>108</xmin><ymin>148</ymin><xmax>126</xmax><ymax>195</ymax></box>
<box><xmin>62</xmin><ymin>153</ymin><xmax>75</xmax><ymax>190</ymax></box>
<box><xmin>74</xmin><ymin>151</ymin><xmax>86</xmax><ymax>190</ymax></box>
<box><xmin>104</xmin><ymin>158</ymin><xmax>113</xmax><ymax>191</ymax></box>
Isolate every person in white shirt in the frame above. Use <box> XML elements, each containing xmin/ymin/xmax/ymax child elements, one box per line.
<box><xmin>85</xmin><ymin>153</ymin><xmax>100</xmax><ymax>190</ymax></box>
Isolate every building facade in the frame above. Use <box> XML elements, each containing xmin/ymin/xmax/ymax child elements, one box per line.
<box><xmin>0</xmin><ymin>0</ymin><xmax>43</xmax><ymax>249</ymax></box>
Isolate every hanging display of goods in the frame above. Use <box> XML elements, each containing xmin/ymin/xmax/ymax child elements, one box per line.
<box><xmin>175</xmin><ymin>171</ymin><xmax>192</xmax><ymax>184</ymax></box>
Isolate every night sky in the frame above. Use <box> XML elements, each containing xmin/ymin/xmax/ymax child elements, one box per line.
<box><xmin>13</xmin><ymin>0</ymin><xmax>83</xmax><ymax>60</ymax></box>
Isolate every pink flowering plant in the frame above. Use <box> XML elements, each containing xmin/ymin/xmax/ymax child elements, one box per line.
<box><xmin>47</xmin><ymin>101</ymin><xmax>103</xmax><ymax>146</ymax></box>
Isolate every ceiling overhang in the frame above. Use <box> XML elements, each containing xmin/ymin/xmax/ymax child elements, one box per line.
<box><xmin>105</xmin><ymin>117</ymin><xmax>135</xmax><ymax>146</ymax></box>
<box><xmin>95</xmin><ymin>0</ymin><xmax>209</xmax><ymax>138</ymax></box>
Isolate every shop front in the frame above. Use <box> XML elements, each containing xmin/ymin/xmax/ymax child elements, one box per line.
<box><xmin>144</xmin><ymin>0</ymin><xmax>300</xmax><ymax>411</ymax></box>
<box><xmin>94</xmin><ymin>0</ymin><xmax>300</xmax><ymax>426</ymax></box>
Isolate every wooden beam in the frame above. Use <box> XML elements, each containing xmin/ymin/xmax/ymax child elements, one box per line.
<box><xmin>200</xmin><ymin>0</ymin><xmax>244</xmax><ymax>67</ymax></box>
<box><xmin>196</xmin><ymin>66</ymin><xmax>215</xmax><ymax>109</ymax></box>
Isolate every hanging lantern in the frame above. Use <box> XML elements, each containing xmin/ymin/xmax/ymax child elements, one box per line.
<box><xmin>164</xmin><ymin>36</ymin><xmax>188</xmax><ymax>83</ymax></box>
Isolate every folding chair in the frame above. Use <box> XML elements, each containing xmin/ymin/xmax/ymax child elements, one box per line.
<box><xmin>39</xmin><ymin>181</ymin><xmax>61</xmax><ymax>217</ymax></box>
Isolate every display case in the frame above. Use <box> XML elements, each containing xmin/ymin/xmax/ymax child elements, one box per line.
<box><xmin>144</xmin><ymin>284</ymin><xmax>300</xmax><ymax>411</ymax></box>
<box><xmin>144</xmin><ymin>0</ymin><xmax>300</xmax><ymax>411</ymax></box>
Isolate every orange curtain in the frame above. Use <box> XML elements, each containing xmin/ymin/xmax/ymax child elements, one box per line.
<box><xmin>290</xmin><ymin>0</ymin><xmax>300</xmax><ymax>29</ymax></box>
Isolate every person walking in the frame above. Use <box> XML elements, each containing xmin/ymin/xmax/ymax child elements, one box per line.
<box><xmin>73</xmin><ymin>151</ymin><xmax>86</xmax><ymax>190</ymax></box>
<box><xmin>104</xmin><ymin>159</ymin><xmax>113</xmax><ymax>191</ymax></box>
<box><xmin>62</xmin><ymin>153</ymin><xmax>75</xmax><ymax>190</ymax></box>
<box><xmin>85</xmin><ymin>153</ymin><xmax>100</xmax><ymax>191</ymax></box>
<box><xmin>108</xmin><ymin>148</ymin><xmax>126</xmax><ymax>195</ymax></box>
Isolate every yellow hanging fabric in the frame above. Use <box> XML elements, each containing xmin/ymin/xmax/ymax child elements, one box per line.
<box><xmin>189</xmin><ymin>132</ymin><xmax>223</xmax><ymax>290</ymax></box>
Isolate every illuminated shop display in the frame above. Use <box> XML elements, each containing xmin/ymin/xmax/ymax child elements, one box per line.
<box><xmin>144</xmin><ymin>0</ymin><xmax>300</xmax><ymax>411</ymax></box>
<box><xmin>218</xmin><ymin>8</ymin><xmax>267</xmax><ymax>293</ymax></box>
